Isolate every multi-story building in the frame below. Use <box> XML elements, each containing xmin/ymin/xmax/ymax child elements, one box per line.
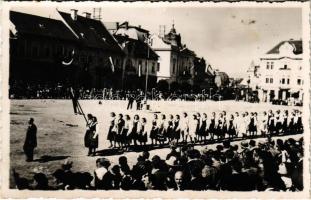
<box><xmin>249</xmin><ymin>39</ymin><xmax>303</xmax><ymax>104</ymax></box>
<box><xmin>151</xmin><ymin>24</ymin><xmax>197</xmax><ymax>85</ymax></box>
<box><xmin>9</xmin><ymin>11</ymin><xmax>78</xmax><ymax>85</ymax></box>
<box><xmin>58</xmin><ymin>10</ymin><xmax>124</xmax><ymax>88</ymax></box>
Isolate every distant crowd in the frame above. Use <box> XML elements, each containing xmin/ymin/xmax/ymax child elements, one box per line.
<box><xmin>10</xmin><ymin>82</ymin><xmax>217</xmax><ymax>101</ymax></box>
<box><xmin>13</xmin><ymin>137</ymin><xmax>303</xmax><ymax>191</ymax></box>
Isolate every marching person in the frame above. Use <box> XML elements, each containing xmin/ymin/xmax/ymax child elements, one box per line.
<box><xmin>196</xmin><ymin>113</ymin><xmax>201</xmax><ymax>142</ymax></box>
<box><xmin>188</xmin><ymin>114</ymin><xmax>199</xmax><ymax>144</ymax></box>
<box><xmin>240</xmin><ymin>112</ymin><xmax>247</xmax><ymax>138</ymax></box>
<box><xmin>275</xmin><ymin>110</ymin><xmax>282</xmax><ymax>135</ymax></box>
<box><xmin>84</xmin><ymin>114</ymin><xmax>93</xmax><ymax>155</ymax></box>
<box><xmin>249</xmin><ymin>112</ymin><xmax>256</xmax><ymax>138</ymax></box>
<box><xmin>138</xmin><ymin>118</ymin><xmax>148</xmax><ymax>147</ymax></box>
<box><xmin>107</xmin><ymin>112</ymin><xmax>116</xmax><ymax>148</ymax></box>
<box><xmin>268</xmin><ymin>110</ymin><xmax>275</xmax><ymax>135</ymax></box>
<box><xmin>234</xmin><ymin>112</ymin><xmax>241</xmax><ymax>138</ymax></box>
<box><xmin>222</xmin><ymin>111</ymin><xmax>228</xmax><ymax>137</ymax></box>
<box><xmin>88</xmin><ymin>116</ymin><xmax>99</xmax><ymax>156</ymax></box>
<box><xmin>150</xmin><ymin>114</ymin><xmax>159</xmax><ymax>146</ymax></box>
<box><xmin>259</xmin><ymin>111</ymin><xmax>268</xmax><ymax>137</ymax></box>
<box><xmin>227</xmin><ymin>114</ymin><xmax>236</xmax><ymax>139</ymax></box>
<box><xmin>209</xmin><ymin>112</ymin><xmax>216</xmax><ymax>141</ymax></box>
<box><xmin>122</xmin><ymin>115</ymin><xmax>131</xmax><ymax>150</ymax></box>
<box><xmin>180</xmin><ymin>112</ymin><xmax>189</xmax><ymax>143</ymax></box>
<box><xmin>167</xmin><ymin>114</ymin><xmax>174</xmax><ymax>143</ymax></box>
<box><xmin>244</xmin><ymin>112</ymin><xmax>250</xmax><ymax>136</ymax></box>
<box><xmin>127</xmin><ymin>94</ymin><xmax>134</xmax><ymax>110</ymax></box>
<box><xmin>23</xmin><ymin>118</ymin><xmax>37</xmax><ymax>162</ymax></box>
<box><xmin>216</xmin><ymin>112</ymin><xmax>224</xmax><ymax>140</ymax></box>
<box><xmin>157</xmin><ymin>114</ymin><xmax>167</xmax><ymax>146</ymax></box>
<box><xmin>173</xmin><ymin>114</ymin><xmax>181</xmax><ymax>144</ymax></box>
<box><xmin>116</xmin><ymin>114</ymin><xmax>125</xmax><ymax>148</ymax></box>
<box><xmin>131</xmin><ymin>114</ymin><xmax>140</xmax><ymax>147</ymax></box>
<box><xmin>282</xmin><ymin>110</ymin><xmax>289</xmax><ymax>135</ymax></box>
<box><xmin>200</xmin><ymin>113</ymin><xmax>208</xmax><ymax>143</ymax></box>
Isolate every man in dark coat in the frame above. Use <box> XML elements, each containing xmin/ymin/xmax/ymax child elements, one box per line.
<box><xmin>23</xmin><ymin>118</ymin><xmax>37</xmax><ymax>162</ymax></box>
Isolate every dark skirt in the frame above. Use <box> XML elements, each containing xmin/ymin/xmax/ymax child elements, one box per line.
<box><xmin>84</xmin><ymin>130</ymin><xmax>92</xmax><ymax>147</ymax></box>
<box><xmin>276</xmin><ymin>122</ymin><xmax>282</xmax><ymax>131</ymax></box>
<box><xmin>139</xmin><ymin>133</ymin><xmax>147</xmax><ymax>143</ymax></box>
<box><xmin>249</xmin><ymin>124</ymin><xmax>256</xmax><ymax>132</ymax></box>
<box><xmin>150</xmin><ymin>128</ymin><xmax>158</xmax><ymax>139</ymax></box>
<box><xmin>157</xmin><ymin>128</ymin><xmax>166</xmax><ymax>142</ymax></box>
<box><xmin>228</xmin><ymin>127</ymin><xmax>236</xmax><ymax>136</ymax></box>
<box><xmin>121</xmin><ymin>128</ymin><xmax>129</xmax><ymax>143</ymax></box>
<box><xmin>85</xmin><ymin>130</ymin><xmax>98</xmax><ymax>148</ymax></box>
<box><xmin>107</xmin><ymin>126</ymin><xmax>116</xmax><ymax>141</ymax></box>
<box><xmin>174</xmin><ymin>130</ymin><xmax>181</xmax><ymax>140</ymax></box>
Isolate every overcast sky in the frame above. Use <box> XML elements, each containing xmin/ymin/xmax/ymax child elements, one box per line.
<box><xmin>11</xmin><ymin>4</ymin><xmax>302</xmax><ymax>78</ymax></box>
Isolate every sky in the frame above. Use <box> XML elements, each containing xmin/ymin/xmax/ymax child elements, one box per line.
<box><xmin>11</xmin><ymin>4</ymin><xmax>302</xmax><ymax>78</ymax></box>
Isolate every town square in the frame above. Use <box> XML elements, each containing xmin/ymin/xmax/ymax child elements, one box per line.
<box><xmin>3</xmin><ymin>2</ymin><xmax>309</xmax><ymax>195</ymax></box>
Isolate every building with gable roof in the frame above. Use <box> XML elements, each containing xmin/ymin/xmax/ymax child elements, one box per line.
<box><xmin>58</xmin><ymin>10</ymin><xmax>124</xmax><ymax>88</ymax></box>
<box><xmin>247</xmin><ymin>39</ymin><xmax>303</xmax><ymax>104</ymax></box>
<box><xmin>9</xmin><ymin>11</ymin><xmax>78</xmax><ymax>86</ymax></box>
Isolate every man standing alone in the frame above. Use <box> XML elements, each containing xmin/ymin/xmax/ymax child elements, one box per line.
<box><xmin>23</xmin><ymin>118</ymin><xmax>37</xmax><ymax>162</ymax></box>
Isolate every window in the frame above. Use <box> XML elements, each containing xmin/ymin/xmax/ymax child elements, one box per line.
<box><xmin>157</xmin><ymin>63</ymin><xmax>160</xmax><ymax>71</ymax></box>
<box><xmin>266</xmin><ymin>62</ymin><xmax>270</xmax><ymax>69</ymax></box>
<box><xmin>299</xmin><ymin>66</ymin><xmax>302</xmax><ymax>70</ymax></box>
<box><xmin>284</xmin><ymin>64</ymin><xmax>287</xmax><ymax>69</ymax></box>
<box><xmin>281</xmin><ymin>78</ymin><xmax>285</xmax><ymax>84</ymax></box>
<box><xmin>266</xmin><ymin>78</ymin><xmax>269</xmax><ymax>83</ymax></box>
<box><xmin>287</xmin><ymin>79</ymin><xmax>290</xmax><ymax>84</ymax></box>
<box><xmin>270</xmin><ymin>78</ymin><xmax>273</xmax><ymax>83</ymax></box>
<box><xmin>297</xmin><ymin>79</ymin><xmax>302</xmax><ymax>85</ymax></box>
<box><xmin>270</xmin><ymin>62</ymin><xmax>274</xmax><ymax>69</ymax></box>
<box><xmin>151</xmin><ymin>62</ymin><xmax>155</xmax><ymax>73</ymax></box>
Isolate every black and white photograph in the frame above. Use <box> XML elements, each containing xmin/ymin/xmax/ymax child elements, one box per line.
<box><xmin>1</xmin><ymin>1</ymin><xmax>310</xmax><ymax>198</ymax></box>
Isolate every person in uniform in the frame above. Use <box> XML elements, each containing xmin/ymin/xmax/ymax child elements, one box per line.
<box><xmin>222</xmin><ymin>111</ymin><xmax>228</xmax><ymax>137</ymax></box>
<box><xmin>107</xmin><ymin>112</ymin><xmax>116</xmax><ymax>148</ymax></box>
<box><xmin>282</xmin><ymin>110</ymin><xmax>289</xmax><ymax>135</ymax></box>
<box><xmin>150</xmin><ymin>114</ymin><xmax>159</xmax><ymax>146</ymax></box>
<box><xmin>23</xmin><ymin>118</ymin><xmax>37</xmax><ymax>162</ymax></box>
<box><xmin>249</xmin><ymin>112</ymin><xmax>256</xmax><ymax>138</ymax></box>
<box><xmin>234</xmin><ymin>112</ymin><xmax>241</xmax><ymax>138</ymax></box>
<box><xmin>216</xmin><ymin>112</ymin><xmax>224</xmax><ymax>140</ymax></box>
<box><xmin>275</xmin><ymin>110</ymin><xmax>282</xmax><ymax>135</ymax></box>
<box><xmin>84</xmin><ymin>114</ymin><xmax>93</xmax><ymax>155</ymax></box>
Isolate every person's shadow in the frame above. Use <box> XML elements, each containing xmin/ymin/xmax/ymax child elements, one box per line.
<box><xmin>33</xmin><ymin>155</ymin><xmax>70</xmax><ymax>163</ymax></box>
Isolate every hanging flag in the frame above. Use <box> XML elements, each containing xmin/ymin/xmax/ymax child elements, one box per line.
<box><xmin>138</xmin><ymin>64</ymin><xmax>142</xmax><ymax>77</ymax></box>
<box><xmin>109</xmin><ymin>56</ymin><xmax>115</xmax><ymax>72</ymax></box>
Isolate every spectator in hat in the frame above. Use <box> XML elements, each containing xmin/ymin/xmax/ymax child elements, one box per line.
<box><xmin>23</xmin><ymin>118</ymin><xmax>37</xmax><ymax>162</ymax></box>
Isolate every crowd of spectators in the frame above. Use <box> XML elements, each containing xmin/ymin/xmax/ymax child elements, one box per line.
<box><xmin>13</xmin><ymin>137</ymin><xmax>303</xmax><ymax>191</ymax></box>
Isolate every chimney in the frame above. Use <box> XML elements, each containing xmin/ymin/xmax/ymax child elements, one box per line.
<box><xmin>138</xmin><ymin>25</ymin><xmax>141</xmax><ymax>28</ymax></box>
<box><xmin>70</xmin><ymin>9</ymin><xmax>78</xmax><ymax>21</ymax></box>
<box><xmin>83</xmin><ymin>12</ymin><xmax>91</xmax><ymax>19</ymax></box>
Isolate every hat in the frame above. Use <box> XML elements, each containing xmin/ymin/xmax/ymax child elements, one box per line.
<box><xmin>62</xmin><ymin>159</ymin><xmax>73</xmax><ymax>170</ymax></box>
<box><xmin>165</xmin><ymin>156</ymin><xmax>177</xmax><ymax>166</ymax></box>
<box><xmin>241</xmin><ymin>141</ymin><xmax>249</xmax><ymax>149</ymax></box>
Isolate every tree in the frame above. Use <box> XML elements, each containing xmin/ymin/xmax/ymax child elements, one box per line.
<box><xmin>157</xmin><ymin>80</ymin><xmax>169</xmax><ymax>92</ymax></box>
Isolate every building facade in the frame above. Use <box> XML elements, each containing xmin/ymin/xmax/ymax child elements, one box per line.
<box><xmin>249</xmin><ymin>40</ymin><xmax>303</xmax><ymax>104</ymax></box>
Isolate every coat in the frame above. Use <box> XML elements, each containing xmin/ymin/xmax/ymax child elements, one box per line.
<box><xmin>24</xmin><ymin>124</ymin><xmax>37</xmax><ymax>149</ymax></box>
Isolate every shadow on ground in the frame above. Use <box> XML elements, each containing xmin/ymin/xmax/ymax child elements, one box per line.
<box><xmin>34</xmin><ymin>155</ymin><xmax>70</xmax><ymax>163</ymax></box>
